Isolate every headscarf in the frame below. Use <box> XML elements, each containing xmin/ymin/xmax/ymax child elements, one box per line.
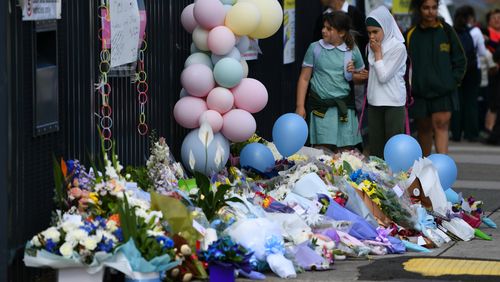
<box><xmin>366</xmin><ymin>6</ymin><xmax>405</xmax><ymax>64</ymax></box>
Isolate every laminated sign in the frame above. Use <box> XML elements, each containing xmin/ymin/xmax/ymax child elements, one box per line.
<box><xmin>22</xmin><ymin>0</ymin><xmax>62</xmax><ymax>21</ymax></box>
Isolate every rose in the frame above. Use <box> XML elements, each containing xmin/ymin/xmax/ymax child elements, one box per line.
<box><xmin>41</xmin><ymin>227</ymin><xmax>61</xmax><ymax>243</ymax></box>
<box><xmin>59</xmin><ymin>242</ymin><xmax>74</xmax><ymax>258</ymax></box>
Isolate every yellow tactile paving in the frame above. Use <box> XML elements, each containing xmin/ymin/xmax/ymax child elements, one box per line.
<box><xmin>403</xmin><ymin>258</ymin><xmax>500</xmax><ymax>277</ymax></box>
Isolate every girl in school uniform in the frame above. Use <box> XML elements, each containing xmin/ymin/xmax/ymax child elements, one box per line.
<box><xmin>296</xmin><ymin>11</ymin><xmax>366</xmax><ymax>152</ymax></box>
<box><xmin>363</xmin><ymin>6</ymin><xmax>408</xmax><ymax>158</ymax></box>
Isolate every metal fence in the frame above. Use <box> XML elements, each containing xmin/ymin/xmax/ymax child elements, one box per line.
<box><xmin>3</xmin><ymin>0</ymin><xmax>322</xmax><ymax>280</ymax></box>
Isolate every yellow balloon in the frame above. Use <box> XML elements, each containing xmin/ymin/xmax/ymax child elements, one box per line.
<box><xmin>241</xmin><ymin>0</ymin><xmax>283</xmax><ymax>39</ymax></box>
<box><xmin>225</xmin><ymin>2</ymin><xmax>261</xmax><ymax>36</ymax></box>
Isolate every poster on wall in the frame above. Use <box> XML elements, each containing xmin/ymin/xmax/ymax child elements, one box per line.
<box><xmin>110</xmin><ymin>0</ymin><xmax>141</xmax><ymax>67</ymax></box>
<box><xmin>22</xmin><ymin>0</ymin><xmax>61</xmax><ymax>21</ymax></box>
<box><xmin>283</xmin><ymin>0</ymin><xmax>295</xmax><ymax>64</ymax></box>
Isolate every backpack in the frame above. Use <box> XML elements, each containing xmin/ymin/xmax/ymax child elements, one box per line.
<box><xmin>456</xmin><ymin>27</ymin><xmax>478</xmax><ymax>73</ymax></box>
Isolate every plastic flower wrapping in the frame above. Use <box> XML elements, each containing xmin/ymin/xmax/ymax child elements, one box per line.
<box><xmin>25</xmin><ymin>132</ymin><xmax>498</xmax><ymax>280</ymax></box>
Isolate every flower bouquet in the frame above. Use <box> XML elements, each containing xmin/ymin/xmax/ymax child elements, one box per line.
<box><xmin>356</xmin><ymin>180</ymin><xmax>415</xmax><ymax>229</ymax></box>
<box><xmin>198</xmin><ymin>236</ymin><xmax>253</xmax><ymax>282</ymax></box>
<box><xmin>24</xmin><ymin>211</ymin><xmax>123</xmax><ymax>281</ymax></box>
<box><xmin>108</xmin><ymin>194</ymin><xmax>179</xmax><ymax>281</ymax></box>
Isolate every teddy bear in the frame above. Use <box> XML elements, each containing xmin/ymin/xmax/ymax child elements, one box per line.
<box><xmin>166</xmin><ymin>234</ymin><xmax>207</xmax><ymax>282</ymax></box>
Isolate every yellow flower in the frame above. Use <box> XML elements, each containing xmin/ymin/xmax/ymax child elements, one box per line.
<box><xmin>88</xmin><ymin>192</ymin><xmax>99</xmax><ymax>204</ymax></box>
<box><xmin>262</xmin><ymin>197</ymin><xmax>271</xmax><ymax>208</ymax></box>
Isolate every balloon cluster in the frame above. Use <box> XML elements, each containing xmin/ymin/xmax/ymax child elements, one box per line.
<box><xmin>177</xmin><ymin>0</ymin><xmax>283</xmax><ymax>174</ymax></box>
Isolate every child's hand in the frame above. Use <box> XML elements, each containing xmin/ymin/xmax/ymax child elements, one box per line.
<box><xmin>369</xmin><ymin>39</ymin><xmax>382</xmax><ymax>55</ymax></box>
<box><xmin>347</xmin><ymin>61</ymin><xmax>355</xmax><ymax>73</ymax></box>
<box><xmin>296</xmin><ymin>106</ymin><xmax>306</xmax><ymax>119</ymax></box>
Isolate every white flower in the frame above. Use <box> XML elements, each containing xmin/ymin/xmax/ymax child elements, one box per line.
<box><xmin>66</xmin><ymin>229</ymin><xmax>88</xmax><ymax>245</ymax></box>
<box><xmin>61</xmin><ymin>219</ymin><xmax>83</xmax><ymax>233</ymax></box>
<box><xmin>41</xmin><ymin>227</ymin><xmax>61</xmax><ymax>243</ymax></box>
<box><xmin>82</xmin><ymin>237</ymin><xmax>98</xmax><ymax>251</ymax></box>
<box><xmin>106</xmin><ymin>220</ymin><xmax>118</xmax><ymax>232</ymax></box>
<box><xmin>145</xmin><ymin>211</ymin><xmax>163</xmax><ymax>225</ymax></box>
<box><xmin>147</xmin><ymin>230</ymin><xmax>165</xmax><ymax>237</ymax></box>
<box><xmin>59</xmin><ymin>242</ymin><xmax>75</xmax><ymax>258</ymax></box>
<box><xmin>189</xmin><ymin>150</ymin><xmax>196</xmax><ymax>171</ymax></box>
<box><xmin>135</xmin><ymin>208</ymin><xmax>149</xmax><ymax>220</ymax></box>
<box><xmin>31</xmin><ymin>235</ymin><xmax>42</xmax><ymax>247</ymax></box>
<box><xmin>198</xmin><ymin>120</ymin><xmax>214</xmax><ymax>148</ymax></box>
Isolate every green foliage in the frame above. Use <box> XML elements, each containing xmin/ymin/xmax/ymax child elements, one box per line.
<box><xmin>117</xmin><ymin>194</ymin><xmax>171</xmax><ymax>261</ymax></box>
<box><xmin>126</xmin><ymin>166</ymin><xmax>153</xmax><ymax>191</ymax></box>
<box><xmin>190</xmin><ymin>172</ymin><xmax>243</xmax><ymax>222</ymax></box>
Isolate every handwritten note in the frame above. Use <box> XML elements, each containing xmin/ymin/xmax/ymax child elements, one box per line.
<box><xmin>110</xmin><ymin>0</ymin><xmax>140</xmax><ymax>67</ymax></box>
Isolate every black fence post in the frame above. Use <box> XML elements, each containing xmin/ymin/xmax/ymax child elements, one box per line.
<box><xmin>0</xmin><ymin>0</ymin><xmax>10</xmax><ymax>280</ymax></box>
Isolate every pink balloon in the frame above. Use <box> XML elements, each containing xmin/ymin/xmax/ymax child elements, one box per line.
<box><xmin>199</xmin><ymin>110</ymin><xmax>224</xmax><ymax>133</ymax></box>
<box><xmin>181</xmin><ymin>64</ymin><xmax>215</xmax><ymax>97</ymax></box>
<box><xmin>206</xmin><ymin>87</ymin><xmax>234</xmax><ymax>114</ymax></box>
<box><xmin>181</xmin><ymin>4</ymin><xmax>197</xmax><ymax>33</ymax></box>
<box><xmin>232</xmin><ymin>78</ymin><xmax>268</xmax><ymax>113</ymax></box>
<box><xmin>174</xmin><ymin>96</ymin><xmax>208</xmax><ymax>129</ymax></box>
<box><xmin>208</xmin><ymin>26</ymin><xmax>236</xmax><ymax>55</ymax></box>
<box><xmin>193</xmin><ymin>0</ymin><xmax>226</xmax><ymax>30</ymax></box>
<box><xmin>222</xmin><ymin>109</ymin><xmax>256</xmax><ymax>142</ymax></box>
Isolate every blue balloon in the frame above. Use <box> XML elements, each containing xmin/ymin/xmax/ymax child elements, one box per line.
<box><xmin>383</xmin><ymin>134</ymin><xmax>422</xmax><ymax>172</ymax></box>
<box><xmin>239</xmin><ymin>143</ymin><xmax>275</xmax><ymax>173</ymax></box>
<box><xmin>427</xmin><ymin>154</ymin><xmax>457</xmax><ymax>190</ymax></box>
<box><xmin>445</xmin><ymin>188</ymin><xmax>460</xmax><ymax>204</ymax></box>
<box><xmin>181</xmin><ymin>129</ymin><xmax>230</xmax><ymax>176</ymax></box>
<box><xmin>272</xmin><ymin>113</ymin><xmax>308</xmax><ymax>157</ymax></box>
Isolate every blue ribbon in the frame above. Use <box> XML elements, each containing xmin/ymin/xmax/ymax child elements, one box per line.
<box><xmin>264</xmin><ymin>235</ymin><xmax>285</xmax><ymax>256</ymax></box>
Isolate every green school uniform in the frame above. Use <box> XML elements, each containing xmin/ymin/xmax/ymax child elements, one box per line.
<box><xmin>303</xmin><ymin>40</ymin><xmax>364</xmax><ymax>147</ymax></box>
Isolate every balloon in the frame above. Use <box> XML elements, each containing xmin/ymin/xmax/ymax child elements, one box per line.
<box><xmin>174</xmin><ymin>96</ymin><xmax>208</xmax><ymax>129</ymax></box>
<box><xmin>213</xmin><ymin>58</ymin><xmax>243</xmax><ymax>88</ymax></box>
<box><xmin>181</xmin><ymin>4</ymin><xmax>197</xmax><ymax>33</ymax></box>
<box><xmin>193</xmin><ymin>0</ymin><xmax>226</xmax><ymax>30</ymax></box>
<box><xmin>220</xmin><ymin>0</ymin><xmax>235</xmax><ymax>4</ymax></box>
<box><xmin>241</xmin><ymin>0</ymin><xmax>283</xmax><ymax>39</ymax></box>
<box><xmin>240</xmin><ymin>143</ymin><xmax>275</xmax><ymax>173</ymax></box>
<box><xmin>207</xmin><ymin>26</ymin><xmax>236</xmax><ymax>55</ymax></box>
<box><xmin>192</xmin><ymin>26</ymin><xmax>210</xmax><ymax>51</ymax></box>
<box><xmin>225</xmin><ymin>2</ymin><xmax>261</xmax><ymax>36</ymax></box>
<box><xmin>179</xmin><ymin>88</ymin><xmax>189</xmax><ymax>98</ymax></box>
<box><xmin>240</xmin><ymin>59</ymin><xmax>249</xmax><ymax>78</ymax></box>
<box><xmin>383</xmin><ymin>134</ymin><xmax>422</xmax><ymax>172</ymax></box>
<box><xmin>206</xmin><ymin>87</ymin><xmax>234</xmax><ymax>114</ymax></box>
<box><xmin>180</xmin><ymin>64</ymin><xmax>215</xmax><ymax>97</ymax></box>
<box><xmin>222</xmin><ymin>109</ymin><xmax>256</xmax><ymax>142</ymax></box>
<box><xmin>272</xmin><ymin>113</ymin><xmax>308</xmax><ymax>157</ymax></box>
<box><xmin>223</xmin><ymin>4</ymin><xmax>232</xmax><ymax>12</ymax></box>
<box><xmin>232</xmin><ymin>78</ymin><xmax>267</xmax><ymax>113</ymax></box>
<box><xmin>236</xmin><ymin>35</ymin><xmax>251</xmax><ymax>53</ymax></box>
<box><xmin>445</xmin><ymin>188</ymin><xmax>460</xmax><ymax>204</ymax></box>
<box><xmin>184</xmin><ymin>52</ymin><xmax>213</xmax><ymax>69</ymax></box>
<box><xmin>211</xmin><ymin>47</ymin><xmax>241</xmax><ymax>65</ymax></box>
<box><xmin>190</xmin><ymin>42</ymin><xmax>203</xmax><ymax>54</ymax></box>
<box><xmin>427</xmin><ymin>154</ymin><xmax>457</xmax><ymax>190</ymax></box>
<box><xmin>199</xmin><ymin>110</ymin><xmax>224</xmax><ymax>133</ymax></box>
<box><xmin>181</xmin><ymin>130</ymin><xmax>230</xmax><ymax>175</ymax></box>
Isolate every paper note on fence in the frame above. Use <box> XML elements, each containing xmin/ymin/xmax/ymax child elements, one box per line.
<box><xmin>110</xmin><ymin>0</ymin><xmax>140</xmax><ymax>67</ymax></box>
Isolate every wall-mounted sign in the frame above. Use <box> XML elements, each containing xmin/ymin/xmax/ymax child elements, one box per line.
<box><xmin>22</xmin><ymin>0</ymin><xmax>61</xmax><ymax>21</ymax></box>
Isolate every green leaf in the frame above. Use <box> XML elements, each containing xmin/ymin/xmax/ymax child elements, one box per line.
<box><xmin>343</xmin><ymin>160</ymin><xmax>353</xmax><ymax>175</ymax></box>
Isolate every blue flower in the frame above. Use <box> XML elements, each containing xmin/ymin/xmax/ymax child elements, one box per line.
<box><xmin>97</xmin><ymin>237</ymin><xmax>114</xmax><ymax>253</ymax></box>
<box><xmin>113</xmin><ymin>228</ymin><xmax>124</xmax><ymax>242</ymax></box>
<box><xmin>80</xmin><ymin>221</ymin><xmax>95</xmax><ymax>233</ymax></box>
<box><xmin>44</xmin><ymin>239</ymin><xmax>57</xmax><ymax>253</ymax></box>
